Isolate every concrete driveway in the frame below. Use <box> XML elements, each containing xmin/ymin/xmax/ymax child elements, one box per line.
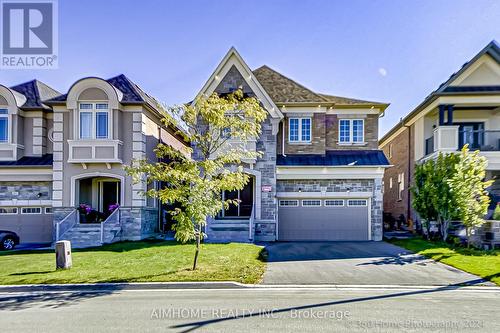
<box><xmin>263</xmin><ymin>241</ymin><xmax>491</xmax><ymax>286</ymax></box>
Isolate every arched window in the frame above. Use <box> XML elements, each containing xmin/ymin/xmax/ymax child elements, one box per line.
<box><xmin>0</xmin><ymin>95</ymin><xmax>9</xmax><ymax>143</ymax></box>
<box><xmin>78</xmin><ymin>88</ymin><xmax>110</xmax><ymax>140</ymax></box>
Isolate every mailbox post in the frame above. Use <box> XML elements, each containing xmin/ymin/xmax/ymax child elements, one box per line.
<box><xmin>55</xmin><ymin>240</ymin><xmax>72</xmax><ymax>269</ymax></box>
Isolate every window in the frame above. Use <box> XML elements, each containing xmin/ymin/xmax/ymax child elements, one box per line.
<box><xmin>388</xmin><ymin>144</ymin><xmax>393</xmax><ymax>158</ymax></box>
<box><xmin>279</xmin><ymin>200</ymin><xmax>299</xmax><ymax>207</ymax></box>
<box><xmin>0</xmin><ymin>108</ymin><xmax>8</xmax><ymax>142</ymax></box>
<box><xmin>389</xmin><ymin>177</ymin><xmax>393</xmax><ymax>189</ymax></box>
<box><xmin>21</xmin><ymin>207</ymin><xmax>42</xmax><ymax>214</ymax></box>
<box><xmin>79</xmin><ymin>103</ymin><xmax>109</xmax><ymax>139</ymax></box>
<box><xmin>398</xmin><ymin>173</ymin><xmax>405</xmax><ymax>201</ymax></box>
<box><xmin>44</xmin><ymin>207</ymin><xmax>53</xmax><ymax>214</ymax></box>
<box><xmin>325</xmin><ymin>200</ymin><xmax>344</xmax><ymax>207</ymax></box>
<box><xmin>347</xmin><ymin>199</ymin><xmax>367</xmax><ymax>207</ymax></box>
<box><xmin>339</xmin><ymin>119</ymin><xmax>364</xmax><ymax>144</ymax></box>
<box><xmin>302</xmin><ymin>200</ymin><xmax>321</xmax><ymax>207</ymax></box>
<box><xmin>289</xmin><ymin>118</ymin><xmax>311</xmax><ymax>142</ymax></box>
<box><xmin>0</xmin><ymin>207</ymin><xmax>17</xmax><ymax>214</ymax></box>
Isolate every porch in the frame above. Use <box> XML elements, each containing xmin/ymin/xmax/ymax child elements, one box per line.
<box><xmin>421</xmin><ymin>104</ymin><xmax>500</xmax><ymax>168</ymax></box>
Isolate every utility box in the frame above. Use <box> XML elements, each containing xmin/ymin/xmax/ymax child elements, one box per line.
<box><xmin>55</xmin><ymin>240</ymin><xmax>72</xmax><ymax>269</ymax></box>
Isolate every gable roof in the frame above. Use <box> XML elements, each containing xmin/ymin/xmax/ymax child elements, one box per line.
<box><xmin>380</xmin><ymin>40</ymin><xmax>500</xmax><ymax>146</ymax></box>
<box><xmin>195</xmin><ymin>47</ymin><xmax>283</xmax><ymax>119</ymax></box>
<box><xmin>252</xmin><ymin>65</ymin><xmax>387</xmax><ymax>106</ymax></box>
<box><xmin>10</xmin><ymin>80</ymin><xmax>61</xmax><ymax>111</ymax></box>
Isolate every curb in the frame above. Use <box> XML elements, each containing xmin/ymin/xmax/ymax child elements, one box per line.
<box><xmin>0</xmin><ymin>282</ymin><xmax>498</xmax><ymax>293</ymax></box>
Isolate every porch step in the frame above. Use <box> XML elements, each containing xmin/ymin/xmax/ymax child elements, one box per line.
<box><xmin>206</xmin><ymin>219</ymin><xmax>252</xmax><ymax>243</ymax></box>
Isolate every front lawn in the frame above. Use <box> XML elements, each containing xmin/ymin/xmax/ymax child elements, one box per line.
<box><xmin>389</xmin><ymin>237</ymin><xmax>500</xmax><ymax>286</ymax></box>
<box><xmin>0</xmin><ymin>240</ymin><xmax>266</xmax><ymax>285</ymax></box>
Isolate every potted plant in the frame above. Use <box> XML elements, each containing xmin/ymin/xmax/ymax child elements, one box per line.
<box><xmin>78</xmin><ymin>204</ymin><xmax>92</xmax><ymax>223</ymax></box>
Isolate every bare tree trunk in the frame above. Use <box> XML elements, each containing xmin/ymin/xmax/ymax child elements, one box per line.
<box><xmin>466</xmin><ymin>227</ymin><xmax>471</xmax><ymax>249</ymax></box>
<box><xmin>442</xmin><ymin>219</ymin><xmax>449</xmax><ymax>242</ymax></box>
<box><xmin>192</xmin><ymin>226</ymin><xmax>201</xmax><ymax>270</ymax></box>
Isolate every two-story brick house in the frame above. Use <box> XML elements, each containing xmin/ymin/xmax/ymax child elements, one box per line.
<box><xmin>380</xmin><ymin>41</ymin><xmax>500</xmax><ymax>228</ymax></box>
<box><xmin>0</xmin><ymin>76</ymin><xmax>190</xmax><ymax>248</ymax></box>
<box><xmin>0</xmin><ymin>48</ymin><xmax>390</xmax><ymax>248</ymax></box>
<box><xmin>199</xmin><ymin>48</ymin><xmax>390</xmax><ymax>242</ymax></box>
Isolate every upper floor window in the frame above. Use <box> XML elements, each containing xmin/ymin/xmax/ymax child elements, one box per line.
<box><xmin>289</xmin><ymin>118</ymin><xmax>311</xmax><ymax>142</ymax></box>
<box><xmin>0</xmin><ymin>108</ymin><xmax>7</xmax><ymax>142</ymax></box>
<box><xmin>339</xmin><ymin>119</ymin><xmax>364</xmax><ymax>143</ymax></box>
<box><xmin>79</xmin><ymin>103</ymin><xmax>109</xmax><ymax>139</ymax></box>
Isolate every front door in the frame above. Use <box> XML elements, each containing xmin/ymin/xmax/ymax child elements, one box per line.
<box><xmin>98</xmin><ymin>181</ymin><xmax>120</xmax><ymax>213</ymax></box>
<box><xmin>219</xmin><ymin>178</ymin><xmax>253</xmax><ymax>218</ymax></box>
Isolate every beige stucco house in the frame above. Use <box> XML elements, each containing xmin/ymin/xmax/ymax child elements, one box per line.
<box><xmin>0</xmin><ymin>75</ymin><xmax>189</xmax><ymax>248</ymax></box>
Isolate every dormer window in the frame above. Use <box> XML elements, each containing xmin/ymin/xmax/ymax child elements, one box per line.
<box><xmin>289</xmin><ymin>118</ymin><xmax>311</xmax><ymax>142</ymax></box>
<box><xmin>339</xmin><ymin>119</ymin><xmax>364</xmax><ymax>144</ymax></box>
<box><xmin>78</xmin><ymin>103</ymin><xmax>109</xmax><ymax>139</ymax></box>
<box><xmin>0</xmin><ymin>108</ymin><xmax>8</xmax><ymax>142</ymax></box>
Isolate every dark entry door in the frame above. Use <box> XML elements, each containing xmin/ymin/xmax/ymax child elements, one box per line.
<box><xmin>221</xmin><ymin>178</ymin><xmax>253</xmax><ymax>218</ymax></box>
<box><xmin>101</xmin><ymin>181</ymin><xmax>120</xmax><ymax>213</ymax></box>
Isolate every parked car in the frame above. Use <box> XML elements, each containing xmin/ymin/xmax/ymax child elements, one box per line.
<box><xmin>0</xmin><ymin>230</ymin><xmax>20</xmax><ymax>250</ymax></box>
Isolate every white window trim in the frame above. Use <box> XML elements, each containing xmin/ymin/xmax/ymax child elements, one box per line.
<box><xmin>21</xmin><ymin>207</ymin><xmax>42</xmax><ymax>215</ymax></box>
<box><xmin>301</xmin><ymin>199</ymin><xmax>322</xmax><ymax>207</ymax></box>
<box><xmin>279</xmin><ymin>200</ymin><xmax>299</xmax><ymax>207</ymax></box>
<box><xmin>0</xmin><ymin>108</ymin><xmax>10</xmax><ymax>143</ymax></box>
<box><xmin>324</xmin><ymin>199</ymin><xmax>344</xmax><ymax>207</ymax></box>
<box><xmin>78</xmin><ymin>102</ymin><xmax>111</xmax><ymax>140</ymax></box>
<box><xmin>338</xmin><ymin>119</ymin><xmax>365</xmax><ymax>145</ymax></box>
<box><xmin>44</xmin><ymin>207</ymin><xmax>53</xmax><ymax>214</ymax></box>
<box><xmin>288</xmin><ymin>117</ymin><xmax>312</xmax><ymax>143</ymax></box>
<box><xmin>0</xmin><ymin>207</ymin><xmax>18</xmax><ymax>215</ymax></box>
<box><xmin>347</xmin><ymin>199</ymin><xmax>368</xmax><ymax>207</ymax></box>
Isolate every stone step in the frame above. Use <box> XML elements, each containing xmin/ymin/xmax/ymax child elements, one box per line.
<box><xmin>209</xmin><ymin>223</ymin><xmax>249</xmax><ymax>231</ymax></box>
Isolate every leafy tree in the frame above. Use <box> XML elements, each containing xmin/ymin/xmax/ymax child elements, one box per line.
<box><xmin>411</xmin><ymin>160</ymin><xmax>438</xmax><ymax>238</ymax></box>
<box><xmin>448</xmin><ymin>145</ymin><xmax>493</xmax><ymax>247</ymax></box>
<box><xmin>411</xmin><ymin>152</ymin><xmax>460</xmax><ymax>241</ymax></box>
<box><xmin>126</xmin><ymin>90</ymin><xmax>267</xmax><ymax>269</ymax></box>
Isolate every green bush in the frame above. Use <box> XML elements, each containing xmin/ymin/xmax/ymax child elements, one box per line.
<box><xmin>493</xmin><ymin>204</ymin><xmax>500</xmax><ymax>220</ymax></box>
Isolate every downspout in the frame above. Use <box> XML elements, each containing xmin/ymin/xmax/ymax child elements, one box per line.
<box><xmin>281</xmin><ymin>120</ymin><xmax>286</xmax><ymax>157</ymax></box>
<box><xmin>403</xmin><ymin>122</ymin><xmax>412</xmax><ymax>224</ymax></box>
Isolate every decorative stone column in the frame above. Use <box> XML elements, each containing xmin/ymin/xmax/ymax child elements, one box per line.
<box><xmin>32</xmin><ymin>116</ymin><xmax>46</xmax><ymax>156</ymax></box>
<box><xmin>52</xmin><ymin>112</ymin><xmax>64</xmax><ymax>207</ymax></box>
<box><xmin>131</xmin><ymin>112</ymin><xmax>146</xmax><ymax>207</ymax></box>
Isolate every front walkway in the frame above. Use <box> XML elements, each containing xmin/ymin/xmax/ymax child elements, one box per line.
<box><xmin>263</xmin><ymin>241</ymin><xmax>492</xmax><ymax>285</ymax></box>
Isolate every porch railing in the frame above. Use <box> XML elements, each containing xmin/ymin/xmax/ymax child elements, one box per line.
<box><xmin>100</xmin><ymin>207</ymin><xmax>121</xmax><ymax>244</ymax></box>
<box><xmin>249</xmin><ymin>204</ymin><xmax>255</xmax><ymax>241</ymax></box>
<box><xmin>458</xmin><ymin>129</ymin><xmax>500</xmax><ymax>151</ymax></box>
<box><xmin>55</xmin><ymin>208</ymin><xmax>78</xmax><ymax>241</ymax></box>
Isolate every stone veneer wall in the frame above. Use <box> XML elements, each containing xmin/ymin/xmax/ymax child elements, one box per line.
<box><xmin>119</xmin><ymin>207</ymin><xmax>158</xmax><ymax>241</ymax></box>
<box><xmin>276</xmin><ymin>179</ymin><xmax>384</xmax><ymax>241</ymax></box>
<box><xmin>0</xmin><ymin>181</ymin><xmax>52</xmax><ymax>200</ymax></box>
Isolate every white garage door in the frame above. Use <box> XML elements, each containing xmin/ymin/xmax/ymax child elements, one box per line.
<box><xmin>278</xmin><ymin>199</ymin><xmax>370</xmax><ymax>241</ymax></box>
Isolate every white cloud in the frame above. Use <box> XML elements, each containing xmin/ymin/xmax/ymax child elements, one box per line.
<box><xmin>378</xmin><ymin>67</ymin><xmax>387</xmax><ymax>77</ymax></box>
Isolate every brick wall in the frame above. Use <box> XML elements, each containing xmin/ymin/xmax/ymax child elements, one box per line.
<box><xmin>281</xmin><ymin>113</ymin><xmax>379</xmax><ymax>155</ymax></box>
<box><xmin>381</xmin><ymin>126</ymin><xmax>414</xmax><ymax>221</ymax></box>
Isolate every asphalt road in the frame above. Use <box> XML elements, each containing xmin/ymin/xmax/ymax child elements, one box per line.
<box><xmin>1</xmin><ymin>286</ymin><xmax>499</xmax><ymax>332</ymax></box>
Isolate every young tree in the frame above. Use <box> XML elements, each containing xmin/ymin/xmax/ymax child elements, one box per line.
<box><xmin>411</xmin><ymin>152</ymin><xmax>459</xmax><ymax>241</ymax></box>
<box><xmin>411</xmin><ymin>160</ymin><xmax>438</xmax><ymax>238</ymax></box>
<box><xmin>432</xmin><ymin>152</ymin><xmax>460</xmax><ymax>241</ymax></box>
<box><xmin>126</xmin><ymin>90</ymin><xmax>267</xmax><ymax>270</ymax></box>
<box><xmin>448</xmin><ymin>145</ymin><xmax>493</xmax><ymax>247</ymax></box>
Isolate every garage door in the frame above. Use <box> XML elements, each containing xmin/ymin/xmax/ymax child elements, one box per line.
<box><xmin>278</xmin><ymin>199</ymin><xmax>369</xmax><ymax>241</ymax></box>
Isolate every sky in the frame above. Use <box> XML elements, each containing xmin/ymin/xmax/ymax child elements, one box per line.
<box><xmin>1</xmin><ymin>0</ymin><xmax>500</xmax><ymax>136</ymax></box>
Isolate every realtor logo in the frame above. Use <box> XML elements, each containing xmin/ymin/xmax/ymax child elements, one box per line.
<box><xmin>1</xmin><ymin>0</ymin><xmax>58</xmax><ymax>68</ymax></box>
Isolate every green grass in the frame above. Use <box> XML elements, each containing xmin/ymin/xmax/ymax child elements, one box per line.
<box><xmin>389</xmin><ymin>237</ymin><xmax>500</xmax><ymax>286</ymax></box>
<box><xmin>0</xmin><ymin>240</ymin><xmax>266</xmax><ymax>285</ymax></box>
